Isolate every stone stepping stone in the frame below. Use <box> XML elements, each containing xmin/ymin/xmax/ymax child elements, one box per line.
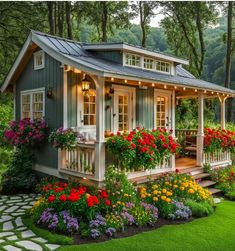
<box><xmin>45</xmin><ymin>244</ymin><xmax>60</xmax><ymax>250</ymax></box>
<box><xmin>16</xmin><ymin>227</ymin><xmax>27</xmax><ymax>231</ymax></box>
<box><xmin>0</xmin><ymin>205</ymin><xmax>7</xmax><ymax>211</ymax></box>
<box><xmin>29</xmin><ymin>201</ymin><xmax>35</xmax><ymax>205</ymax></box>
<box><xmin>32</xmin><ymin>237</ymin><xmax>48</xmax><ymax>243</ymax></box>
<box><xmin>16</xmin><ymin>241</ymin><xmax>42</xmax><ymax>251</ymax></box>
<box><xmin>0</xmin><ymin>239</ymin><xmax>5</xmax><ymax>243</ymax></box>
<box><xmin>5</xmin><ymin>206</ymin><xmax>19</xmax><ymax>213</ymax></box>
<box><xmin>3</xmin><ymin>245</ymin><xmax>22</xmax><ymax>251</ymax></box>
<box><xmin>21</xmin><ymin>206</ymin><xmax>32</xmax><ymax>209</ymax></box>
<box><xmin>10</xmin><ymin>196</ymin><xmax>21</xmax><ymax>200</ymax></box>
<box><xmin>11</xmin><ymin>213</ymin><xmax>25</xmax><ymax>216</ymax></box>
<box><xmin>3</xmin><ymin>221</ymin><xmax>14</xmax><ymax>230</ymax></box>
<box><xmin>7</xmin><ymin>235</ymin><xmax>18</xmax><ymax>241</ymax></box>
<box><xmin>15</xmin><ymin>203</ymin><xmax>27</xmax><ymax>206</ymax></box>
<box><xmin>6</xmin><ymin>200</ymin><xmax>22</xmax><ymax>203</ymax></box>
<box><xmin>0</xmin><ymin>215</ymin><xmax>12</xmax><ymax>223</ymax></box>
<box><xmin>0</xmin><ymin>232</ymin><xmax>14</xmax><ymax>237</ymax></box>
<box><xmin>21</xmin><ymin>230</ymin><xmax>36</xmax><ymax>238</ymax></box>
<box><xmin>15</xmin><ymin>217</ymin><xmax>23</xmax><ymax>227</ymax></box>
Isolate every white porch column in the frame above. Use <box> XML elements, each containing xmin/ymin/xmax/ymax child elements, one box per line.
<box><xmin>196</xmin><ymin>92</ymin><xmax>204</xmax><ymax>166</ymax></box>
<box><xmin>94</xmin><ymin>76</ymin><xmax>106</xmax><ymax>181</ymax></box>
<box><xmin>219</xmin><ymin>96</ymin><xmax>227</xmax><ymax>130</ymax></box>
<box><xmin>170</xmin><ymin>90</ymin><xmax>176</xmax><ymax>170</ymax></box>
<box><xmin>63</xmin><ymin>70</ymin><xmax>68</xmax><ymax>128</ymax></box>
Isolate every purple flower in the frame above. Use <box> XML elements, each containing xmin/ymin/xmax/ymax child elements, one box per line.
<box><xmin>121</xmin><ymin>211</ymin><xmax>135</xmax><ymax>225</ymax></box>
<box><xmin>60</xmin><ymin>211</ymin><xmax>79</xmax><ymax>232</ymax></box>
<box><xmin>105</xmin><ymin>227</ymin><xmax>116</xmax><ymax>237</ymax></box>
<box><xmin>90</xmin><ymin>229</ymin><xmax>100</xmax><ymax>239</ymax></box>
<box><xmin>89</xmin><ymin>215</ymin><xmax>106</xmax><ymax>228</ymax></box>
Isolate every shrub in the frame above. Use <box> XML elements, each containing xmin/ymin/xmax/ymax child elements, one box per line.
<box><xmin>185</xmin><ymin>200</ymin><xmax>214</xmax><ymax>218</ymax></box>
<box><xmin>4</xmin><ymin>118</ymin><xmax>48</xmax><ymax>148</ymax></box>
<box><xmin>225</xmin><ymin>184</ymin><xmax>235</xmax><ymax>201</ymax></box>
<box><xmin>49</xmin><ymin>127</ymin><xmax>77</xmax><ymax>150</ymax></box>
<box><xmin>106</xmin><ymin>128</ymin><xmax>179</xmax><ymax>171</ymax></box>
<box><xmin>1</xmin><ymin>148</ymin><xmax>37</xmax><ymax>194</ymax></box>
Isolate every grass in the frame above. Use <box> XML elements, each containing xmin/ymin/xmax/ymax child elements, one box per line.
<box><xmin>22</xmin><ymin>216</ymin><xmax>74</xmax><ymax>245</ymax></box>
<box><xmin>55</xmin><ymin>201</ymin><xmax>235</xmax><ymax>251</ymax></box>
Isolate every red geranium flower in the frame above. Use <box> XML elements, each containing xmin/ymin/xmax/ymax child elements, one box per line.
<box><xmin>59</xmin><ymin>194</ymin><xmax>67</xmax><ymax>202</ymax></box>
<box><xmin>68</xmin><ymin>193</ymin><xmax>80</xmax><ymax>202</ymax></box>
<box><xmin>100</xmin><ymin>190</ymin><xmax>108</xmax><ymax>199</ymax></box>
<box><xmin>105</xmin><ymin>199</ymin><xmax>111</xmax><ymax>206</ymax></box>
<box><xmin>48</xmin><ymin>195</ymin><xmax>56</xmax><ymax>203</ymax></box>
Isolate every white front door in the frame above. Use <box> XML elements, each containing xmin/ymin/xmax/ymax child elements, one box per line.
<box><xmin>113</xmin><ymin>86</ymin><xmax>136</xmax><ymax>133</ymax></box>
<box><xmin>154</xmin><ymin>90</ymin><xmax>172</xmax><ymax>130</ymax></box>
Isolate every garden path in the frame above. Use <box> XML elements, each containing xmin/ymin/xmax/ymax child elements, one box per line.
<box><xmin>0</xmin><ymin>194</ymin><xmax>60</xmax><ymax>251</ymax></box>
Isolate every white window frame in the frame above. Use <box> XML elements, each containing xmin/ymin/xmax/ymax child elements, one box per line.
<box><xmin>123</xmin><ymin>52</ymin><xmax>172</xmax><ymax>74</ymax></box>
<box><xmin>34</xmin><ymin>50</ymin><xmax>45</xmax><ymax>70</ymax></box>
<box><xmin>20</xmin><ymin>87</ymin><xmax>45</xmax><ymax>119</ymax></box>
<box><xmin>144</xmin><ymin>57</ymin><xmax>154</xmax><ymax>70</ymax></box>
<box><xmin>112</xmin><ymin>85</ymin><xmax>136</xmax><ymax>133</ymax></box>
<box><xmin>124</xmin><ymin>53</ymin><xmax>141</xmax><ymax>68</ymax></box>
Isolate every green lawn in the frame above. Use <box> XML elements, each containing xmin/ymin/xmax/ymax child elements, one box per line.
<box><xmin>57</xmin><ymin>201</ymin><xmax>235</xmax><ymax>251</ymax></box>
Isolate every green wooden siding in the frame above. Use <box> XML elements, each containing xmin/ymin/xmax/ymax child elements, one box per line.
<box><xmin>15</xmin><ymin>51</ymin><xmax>63</xmax><ymax>169</ymax></box>
<box><xmin>136</xmin><ymin>87</ymin><xmax>154</xmax><ymax>129</ymax></box>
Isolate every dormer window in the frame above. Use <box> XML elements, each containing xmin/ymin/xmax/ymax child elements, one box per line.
<box><xmin>125</xmin><ymin>53</ymin><xmax>141</xmax><ymax>67</ymax></box>
<box><xmin>156</xmin><ymin>61</ymin><xmax>170</xmax><ymax>73</ymax></box>
<box><xmin>144</xmin><ymin>58</ymin><xmax>154</xmax><ymax>70</ymax></box>
<box><xmin>34</xmin><ymin>50</ymin><xmax>45</xmax><ymax>70</ymax></box>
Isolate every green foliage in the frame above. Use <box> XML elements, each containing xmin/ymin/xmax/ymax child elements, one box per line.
<box><xmin>225</xmin><ymin>185</ymin><xmax>235</xmax><ymax>201</ymax></box>
<box><xmin>0</xmin><ymin>148</ymin><xmax>37</xmax><ymax>194</ymax></box>
<box><xmin>185</xmin><ymin>200</ymin><xmax>214</xmax><ymax>218</ymax></box>
<box><xmin>104</xmin><ymin>166</ymin><xmax>137</xmax><ymax>205</ymax></box>
<box><xmin>0</xmin><ymin>148</ymin><xmax>12</xmax><ymax>183</ymax></box>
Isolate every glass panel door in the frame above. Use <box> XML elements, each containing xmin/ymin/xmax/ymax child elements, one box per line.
<box><xmin>155</xmin><ymin>91</ymin><xmax>171</xmax><ymax>130</ymax></box>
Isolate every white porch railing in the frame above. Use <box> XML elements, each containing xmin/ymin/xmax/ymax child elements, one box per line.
<box><xmin>203</xmin><ymin>149</ymin><xmax>232</xmax><ymax>167</ymax></box>
<box><xmin>59</xmin><ymin>143</ymin><xmax>95</xmax><ymax>178</ymax></box>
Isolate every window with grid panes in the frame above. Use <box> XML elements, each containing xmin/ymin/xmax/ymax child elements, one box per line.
<box><xmin>156</xmin><ymin>61</ymin><xmax>170</xmax><ymax>73</ymax></box>
<box><xmin>83</xmin><ymin>92</ymin><xmax>96</xmax><ymax>125</ymax></box>
<box><xmin>156</xmin><ymin>96</ymin><xmax>166</xmax><ymax>129</ymax></box>
<box><xmin>125</xmin><ymin>53</ymin><xmax>141</xmax><ymax>67</ymax></box>
<box><xmin>21</xmin><ymin>89</ymin><xmax>44</xmax><ymax>119</ymax></box>
<box><xmin>144</xmin><ymin>58</ymin><xmax>154</xmax><ymax>69</ymax></box>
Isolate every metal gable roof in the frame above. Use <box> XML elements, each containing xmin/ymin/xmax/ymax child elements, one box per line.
<box><xmin>2</xmin><ymin>30</ymin><xmax>235</xmax><ymax>95</ymax></box>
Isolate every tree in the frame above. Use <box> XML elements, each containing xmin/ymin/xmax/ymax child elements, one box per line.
<box><xmin>224</xmin><ymin>2</ymin><xmax>235</xmax><ymax>121</ymax></box>
<box><xmin>65</xmin><ymin>1</ymin><xmax>73</xmax><ymax>39</ymax></box>
<box><xmin>161</xmin><ymin>1</ymin><xmax>217</xmax><ymax>77</ymax></box>
<box><xmin>82</xmin><ymin>1</ymin><xmax>131</xmax><ymax>42</ymax></box>
<box><xmin>131</xmin><ymin>1</ymin><xmax>158</xmax><ymax>47</ymax></box>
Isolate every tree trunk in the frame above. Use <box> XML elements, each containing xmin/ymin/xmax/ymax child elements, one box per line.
<box><xmin>101</xmin><ymin>1</ymin><xmax>108</xmax><ymax>42</ymax></box>
<box><xmin>58</xmin><ymin>1</ymin><xmax>64</xmax><ymax>37</ymax></box>
<box><xmin>66</xmin><ymin>1</ymin><xmax>73</xmax><ymax>39</ymax></box>
<box><xmin>47</xmin><ymin>2</ymin><xmax>55</xmax><ymax>35</ymax></box>
<box><xmin>225</xmin><ymin>1</ymin><xmax>233</xmax><ymax>121</ymax></box>
<box><xmin>139</xmin><ymin>2</ymin><xmax>146</xmax><ymax>47</ymax></box>
<box><xmin>54</xmin><ymin>2</ymin><xmax>57</xmax><ymax>35</ymax></box>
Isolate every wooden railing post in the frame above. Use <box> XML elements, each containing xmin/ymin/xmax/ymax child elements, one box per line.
<box><xmin>197</xmin><ymin>92</ymin><xmax>204</xmax><ymax>167</ymax></box>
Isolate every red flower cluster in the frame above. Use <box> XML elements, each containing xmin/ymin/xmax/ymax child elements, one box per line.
<box><xmin>107</xmin><ymin>128</ymin><xmax>179</xmax><ymax>171</ymax></box>
<box><xmin>87</xmin><ymin>195</ymin><xmax>99</xmax><ymax>207</ymax></box>
<box><xmin>204</xmin><ymin>128</ymin><xmax>235</xmax><ymax>153</ymax></box>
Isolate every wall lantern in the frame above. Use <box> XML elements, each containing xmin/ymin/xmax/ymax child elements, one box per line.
<box><xmin>81</xmin><ymin>75</ymin><xmax>91</xmax><ymax>92</ymax></box>
<box><xmin>106</xmin><ymin>87</ymin><xmax>114</xmax><ymax>100</ymax></box>
<box><xmin>46</xmin><ymin>86</ymin><xmax>53</xmax><ymax>98</ymax></box>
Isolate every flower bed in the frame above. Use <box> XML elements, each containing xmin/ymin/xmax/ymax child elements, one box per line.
<box><xmin>106</xmin><ymin>128</ymin><xmax>179</xmax><ymax>171</ymax></box>
<box><xmin>204</xmin><ymin>128</ymin><xmax>235</xmax><ymax>153</ymax></box>
<box><xmin>30</xmin><ymin>168</ymin><xmax>215</xmax><ymax>242</ymax></box>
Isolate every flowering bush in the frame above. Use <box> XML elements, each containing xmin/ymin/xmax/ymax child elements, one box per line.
<box><xmin>49</xmin><ymin>127</ymin><xmax>77</xmax><ymax>150</ymax></box>
<box><xmin>204</xmin><ymin>128</ymin><xmax>235</xmax><ymax>153</ymax></box>
<box><xmin>168</xmin><ymin>200</ymin><xmax>192</xmax><ymax>220</ymax></box>
<box><xmin>138</xmin><ymin>173</ymin><xmax>213</xmax><ymax>217</ymax></box>
<box><xmin>106</xmin><ymin>128</ymin><xmax>179</xmax><ymax>171</ymax></box>
<box><xmin>4</xmin><ymin>118</ymin><xmax>48</xmax><ymax>147</ymax></box>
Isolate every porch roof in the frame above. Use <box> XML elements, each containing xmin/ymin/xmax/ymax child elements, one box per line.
<box><xmin>2</xmin><ymin>30</ymin><xmax>235</xmax><ymax>96</ymax></box>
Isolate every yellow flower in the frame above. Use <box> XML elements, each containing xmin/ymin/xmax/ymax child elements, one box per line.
<box><xmin>124</xmin><ymin>194</ymin><xmax>129</xmax><ymax>197</ymax></box>
<box><xmin>180</xmin><ymin>186</ymin><xmax>185</xmax><ymax>191</ymax></box>
<box><xmin>165</xmin><ymin>181</ymin><xmax>170</xmax><ymax>185</ymax></box>
<box><xmin>152</xmin><ymin>190</ymin><xmax>158</xmax><ymax>195</ymax></box>
<box><xmin>153</xmin><ymin>197</ymin><xmax>158</xmax><ymax>201</ymax></box>
<box><xmin>161</xmin><ymin>195</ymin><xmax>166</xmax><ymax>201</ymax></box>
<box><xmin>166</xmin><ymin>191</ymin><xmax>172</xmax><ymax>196</ymax></box>
<box><xmin>188</xmin><ymin>189</ymin><xmax>195</xmax><ymax>194</ymax></box>
<box><xmin>166</xmin><ymin>198</ymin><xmax>171</xmax><ymax>203</ymax></box>
<box><xmin>162</xmin><ymin>189</ymin><xmax>167</xmax><ymax>194</ymax></box>
<box><xmin>141</xmin><ymin>194</ymin><xmax>146</xmax><ymax>199</ymax></box>
<box><xmin>152</xmin><ymin>185</ymin><xmax>158</xmax><ymax>190</ymax></box>
<box><xmin>173</xmin><ymin>185</ymin><xmax>178</xmax><ymax>188</ymax></box>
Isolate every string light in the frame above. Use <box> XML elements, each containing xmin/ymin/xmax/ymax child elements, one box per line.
<box><xmin>152</xmin><ymin>83</ymin><xmax>155</xmax><ymax>87</ymax></box>
<box><xmin>164</xmin><ymin>85</ymin><xmax>167</xmax><ymax>89</ymax></box>
<box><xmin>124</xmin><ymin>79</ymin><xmax>127</xmax><ymax>83</ymax></box>
<box><xmin>195</xmin><ymin>89</ymin><xmax>198</xmax><ymax>92</ymax></box>
<box><xmin>183</xmin><ymin>87</ymin><xmax>186</xmax><ymax>91</ymax></box>
<box><xmin>211</xmin><ymin>91</ymin><xmax>214</xmax><ymax>94</ymax></box>
<box><xmin>111</xmin><ymin>77</ymin><xmax>114</xmax><ymax>81</ymax></box>
<box><xmin>174</xmin><ymin>86</ymin><xmax>177</xmax><ymax>89</ymax></box>
<box><xmin>138</xmin><ymin>81</ymin><xmax>141</xmax><ymax>85</ymax></box>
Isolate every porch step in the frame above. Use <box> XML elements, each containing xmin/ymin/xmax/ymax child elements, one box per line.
<box><xmin>192</xmin><ymin>172</ymin><xmax>210</xmax><ymax>180</ymax></box>
<box><xmin>198</xmin><ymin>180</ymin><xmax>216</xmax><ymax>188</ymax></box>
<box><xmin>208</xmin><ymin>188</ymin><xmax>222</xmax><ymax>195</ymax></box>
<box><xmin>179</xmin><ymin>167</ymin><xmax>204</xmax><ymax>175</ymax></box>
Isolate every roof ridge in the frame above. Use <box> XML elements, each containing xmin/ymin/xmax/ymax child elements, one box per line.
<box><xmin>31</xmin><ymin>30</ymin><xmax>83</xmax><ymax>45</ymax></box>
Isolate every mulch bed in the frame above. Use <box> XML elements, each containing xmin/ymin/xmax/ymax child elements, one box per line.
<box><xmin>73</xmin><ymin>217</ymin><xmax>192</xmax><ymax>245</ymax></box>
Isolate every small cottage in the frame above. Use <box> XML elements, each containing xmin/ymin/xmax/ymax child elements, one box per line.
<box><xmin>1</xmin><ymin>31</ymin><xmax>235</xmax><ymax>185</ymax></box>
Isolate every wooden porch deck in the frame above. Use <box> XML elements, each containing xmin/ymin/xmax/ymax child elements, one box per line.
<box><xmin>175</xmin><ymin>157</ymin><xmax>196</xmax><ymax>170</ymax></box>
